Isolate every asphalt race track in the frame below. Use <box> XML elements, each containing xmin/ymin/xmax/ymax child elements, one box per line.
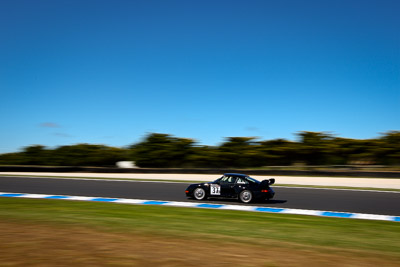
<box><xmin>1</xmin><ymin>175</ymin><xmax>399</xmax><ymax>216</ymax></box>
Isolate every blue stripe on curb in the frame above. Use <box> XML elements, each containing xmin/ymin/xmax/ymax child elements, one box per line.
<box><xmin>255</xmin><ymin>207</ymin><xmax>284</xmax><ymax>213</ymax></box>
<box><xmin>143</xmin><ymin>201</ymin><xmax>168</xmax><ymax>205</ymax></box>
<box><xmin>321</xmin><ymin>211</ymin><xmax>353</xmax><ymax>218</ymax></box>
<box><xmin>0</xmin><ymin>193</ymin><xmax>24</xmax><ymax>197</ymax></box>
<box><xmin>91</xmin><ymin>198</ymin><xmax>119</xmax><ymax>202</ymax></box>
<box><xmin>45</xmin><ymin>196</ymin><xmax>69</xmax><ymax>199</ymax></box>
<box><xmin>197</xmin><ymin>204</ymin><xmax>224</xmax><ymax>209</ymax></box>
<box><xmin>0</xmin><ymin>192</ymin><xmax>398</xmax><ymax>223</ymax></box>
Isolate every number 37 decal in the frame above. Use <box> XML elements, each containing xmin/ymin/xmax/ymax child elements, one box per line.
<box><xmin>210</xmin><ymin>184</ymin><xmax>221</xmax><ymax>195</ymax></box>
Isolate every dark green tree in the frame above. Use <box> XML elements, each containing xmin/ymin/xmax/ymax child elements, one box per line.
<box><xmin>217</xmin><ymin>137</ymin><xmax>262</xmax><ymax>168</ymax></box>
<box><xmin>259</xmin><ymin>139</ymin><xmax>298</xmax><ymax>166</ymax></box>
<box><xmin>130</xmin><ymin>133</ymin><xmax>195</xmax><ymax>168</ymax></box>
<box><xmin>22</xmin><ymin>145</ymin><xmax>51</xmax><ymax>165</ymax></box>
<box><xmin>372</xmin><ymin>131</ymin><xmax>400</xmax><ymax>165</ymax></box>
<box><xmin>297</xmin><ymin>131</ymin><xmax>335</xmax><ymax>165</ymax></box>
<box><xmin>50</xmin><ymin>144</ymin><xmax>127</xmax><ymax>166</ymax></box>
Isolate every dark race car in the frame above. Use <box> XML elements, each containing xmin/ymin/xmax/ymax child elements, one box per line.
<box><xmin>185</xmin><ymin>173</ymin><xmax>275</xmax><ymax>203</ymax></box>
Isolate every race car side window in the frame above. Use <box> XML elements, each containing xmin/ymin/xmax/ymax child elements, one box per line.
<box><xmin>220</xmin><ymin>176</ymin><xmax>236</xmax><ymax>184</ymax></box>
<box><xmin>236</xmin><ymin>177</ymin><xmax>248</xmax><ymax>184</ymax></box>
<box><xmin>229</xmin><ymin>177</ymin><xmax>237</xmax><ymax>183</ymax></box>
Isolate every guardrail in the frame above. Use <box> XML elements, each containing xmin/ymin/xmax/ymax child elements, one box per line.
<box><xmin>1</xmin><ymin>166</ymin><xmax>400</xmax><ymax>178</ymax></box>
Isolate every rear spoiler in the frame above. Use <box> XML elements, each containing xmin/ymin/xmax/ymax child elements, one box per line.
<box><xmin>261</xmin><ymin>178</ymin><xmax>275</xmax><ymax>186</ymax></box>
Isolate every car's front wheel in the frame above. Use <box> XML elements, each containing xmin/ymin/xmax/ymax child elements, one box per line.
<box><xmin>239</xmin><ymin>190</ymin><xmax>253</xmax><ymax>203</ymax></box>
<box><xmin>193</xmin><ymin>188</ymin><xmax>207</xmax><ymax>200</ymax></box>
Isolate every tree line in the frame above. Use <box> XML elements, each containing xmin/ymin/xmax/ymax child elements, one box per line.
<box><xmin>0</xmin><ymin>131</ymin><xmax>399</xmax><ymax>168</ymax></box>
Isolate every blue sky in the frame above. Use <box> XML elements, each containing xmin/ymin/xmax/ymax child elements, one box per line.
<box><xmin>1</xmin><ymin>0</ymin><xmax>399</xmax><ymax>153</ymax></box>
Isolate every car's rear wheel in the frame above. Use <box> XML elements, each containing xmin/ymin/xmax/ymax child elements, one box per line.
<box><xmin>193</xmin><ymin>188</ymin><xmax>206</xmax><ymax>200</ymax></box>
<box><xmin>239</xmin><ymin>190</ymin><xmax>253</xmax><ymax>203</ymax></box>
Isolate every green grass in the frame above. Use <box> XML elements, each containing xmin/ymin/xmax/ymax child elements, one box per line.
<box><xmin>1</xmin><ymin>197</ymin><xmax>399</xmax><ymax>258</ymax></box>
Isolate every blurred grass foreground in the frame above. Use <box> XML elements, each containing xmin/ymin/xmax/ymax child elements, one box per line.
<box><xmin>1</xmin><ymin>197</ymin><xmax>400</xmax><ymax>266</ymax></box>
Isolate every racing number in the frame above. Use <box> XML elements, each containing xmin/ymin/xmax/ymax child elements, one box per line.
<box><xmin>210</xmin><ymin>184</ymin><xmax>221</xmax><ymax>195</ymax></box>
